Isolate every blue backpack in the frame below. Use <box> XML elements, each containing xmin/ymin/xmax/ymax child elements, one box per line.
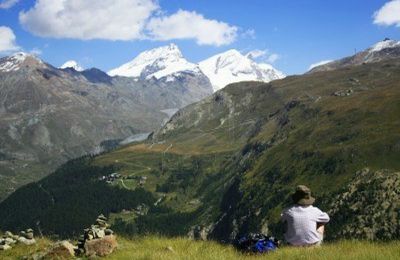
<box><xmin>236</xmin><ymin>233</ymin><xmax>280</xmax><ymax>253</ymax></box>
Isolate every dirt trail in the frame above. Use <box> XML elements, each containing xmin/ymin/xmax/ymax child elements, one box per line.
<box><xmin>120</xmin><ymin>179</ymin><xmax>129</xmax><ymax>189</ymax></box>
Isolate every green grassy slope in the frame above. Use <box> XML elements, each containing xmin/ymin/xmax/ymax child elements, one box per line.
<box><xmin>213</xmin><ymin>61</ymin><xmax>400</xmax><ymax>240</ymax></box>
<box><xmin>0</xmin><ymin>157</ymin><xmax>156</xmax><ymax>237</ymax></box>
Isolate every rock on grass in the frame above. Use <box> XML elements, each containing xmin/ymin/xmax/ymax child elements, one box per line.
<box><xmin>84</xmin><ymin>235</ymin><xmax>117</xmax><ymax>257</ymax></box>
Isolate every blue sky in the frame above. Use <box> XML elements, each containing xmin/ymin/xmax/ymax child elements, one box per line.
<box><xmin>1</xmin><ymin>0</ymin><xmax>399</xmax><ymax>75</ymax></box>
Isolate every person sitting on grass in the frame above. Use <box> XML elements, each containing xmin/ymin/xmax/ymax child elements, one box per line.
<box><xmin>281</xmin><ymin>185</ymin><xmax>330</xmax><ymax>246</ymax></box>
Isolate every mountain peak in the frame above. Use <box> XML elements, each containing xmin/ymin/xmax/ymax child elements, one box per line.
<box><xmin>0</xmin><ymin>52</ymin><xmax>44</xmax><ymax>72</ymax></box>
<box><xmin>11</xmin><ymin>52</ymin><xmax>29</xmax><ymax>61</ymax></box>
<box><xmin>199</xmin><ymin>49</ymin><xmax>285</xmax><ymax>92</ymax></box>
<box><xmin>309</xmin><ymin>38</ymin><xmax>400</xmax><ymax>73</ymax></box>
<box><xmin>60</xmin><ymin>60</ymin><xmax>84</xmax><ymax>71</ymax></box>
<box><xmin>369</xmin><ymin>38</ymin><xmax>400</xmax><ymax>53</ymax></box>
<box><xmin>165</xmin><ymin>43</ymin><xmax>179</xmax><ymax>52</ymax></box>
<box><xmin>220</xmin><ymin>49</ymin><xmax>242</xmax><ymax>56</ymax></box>
<box><xmin>108</xmin><ymin>44</ymin><xmax>199</xmax><ymax>79</ymax></box>
<box><xmin>139</xmin><ymin>43</ymin><xmax>183</xmax><ymax>60</ymax></box>
<box><xmin>136</xmin><ymin>43</ymin><xmax>184</xmax><ymax>64</ymax></box>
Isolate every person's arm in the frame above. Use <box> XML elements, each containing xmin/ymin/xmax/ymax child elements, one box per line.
<box><xmin>315</xmin><ymin>208</ymin><xmax>330</xmax><ymax>224</ymax></box>
<box><xmin>315</xmin><ymin>209</ymin><xmax>329</xmax><ymax>238</ymax></box>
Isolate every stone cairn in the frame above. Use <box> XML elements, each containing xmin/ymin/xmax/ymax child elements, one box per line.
<box><xmin>0</xmin><ymin>229</ymin><xmax>36</xmax><ymax>251</ymax></box>
<box><xmin>76</xmin><ymin>214</ymin><xmax>116</xmax><ymax>256</ymax></box>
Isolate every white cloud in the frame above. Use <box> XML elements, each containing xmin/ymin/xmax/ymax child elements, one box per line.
<box><xmin>146</xmin><ymin>9</ymin><xmax>238</xmax><ymax>46</ymax></box>
<box><xmin>373</xmin><ymin>0</ymin><xmax>400</xmax><ymax>27</ymax></box>
<box><xmin>18</xmin><ymin>0</ymin><xmax>239</xmax><ymax>46</ymax></box>
<box><xmin>29</xmin><ymin>47</ymin><xmax>42</xmax><ymax>56</ymax></box>
<box><xmin>60</xmin><ymin>60</ymin><xmax>84</xmax><ymax>71</ymax></box>
<box><xmin>266</xmin><ymin>53</ymin><xmax>280</xmax><ymax>63</ymax></box>
<box><xmin>242</xmin><ymin>29</ymin><xmax>256</xmax><ymax>39</ymax></box>
<box><xmin>246</xmin><ymin>49</ymin><xmax>267</xmax><ymax>59</ymax></box>
<box><xmin>0</xmin><ymin>0</ymin><xmax>19</xmax><ymax>9</ymax></box>
<box><xmin>19</xmin><ymin>0</ymin><xmax>159</xmax><ymax>40</ymax></box>
<box><xmin>246</xmin><ymin>49</ymin><xmax>280</xmax><ymax>64</ymax></box>
<box><xmin>308</xmin><ymin>60</ymin><xmax>333</xmax><ymax>70</ymax></box>
<box><xmin>0</xmin><ymin>26</ymin><xmax>20</xmax><ymax>52</ymax></box>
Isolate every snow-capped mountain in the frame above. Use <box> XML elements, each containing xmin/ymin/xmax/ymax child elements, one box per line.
<box><xmin>0</xmin><ymin>52</ymin><xmax>44</xmax><ymax>72</ymax></box>
<box><xmin>108</xmin><ymin>44</ymin><xmax>285</xmax><ymax>92</ymax></box>
<box><xmin>369</xmin><ymin>38</ymin><xmax>400</xmax><ymax>53</ymax></box>
<box><xmin>60</xmin><ymin>60</ymin><xmax>84</xmax><ymax>71</ymax></box>
<box><xmin>199</xmin><ymin>49</ymin><xmax>285</xmax><ymax>92</ymax></box>
<box><xmin>108</xmin><ymin>44</ymin><xmax>201</xmax><ymax>80</ymax></box>
<box><xmin>309</xmin><ymin>38</ymin><xmax>400</xmax><ymax>73</ymax></box>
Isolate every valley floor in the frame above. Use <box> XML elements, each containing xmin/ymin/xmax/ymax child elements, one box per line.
<box><xmin>1</xmin><ymin>237</ymin><xmax>400</xmax><ymax>259</ymax></box>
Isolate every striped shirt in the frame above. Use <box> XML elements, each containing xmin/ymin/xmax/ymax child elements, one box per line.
<box><xmin>281</xmin><ymin>205</ymin><xmax>330</xmax><ymax>246</ymax></box>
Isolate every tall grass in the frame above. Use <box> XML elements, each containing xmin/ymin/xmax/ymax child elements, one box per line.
<box><xmin>107</xmin><ymin>237</ymin><xmax>400</xmax><ymax>260</ymax></box>
<box><xmin>1</xmin><ymin>237</ymin><xmax>399</xmax><ymax>259</ymax></box>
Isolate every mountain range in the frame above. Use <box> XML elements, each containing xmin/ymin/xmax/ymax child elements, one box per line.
<box><xmin>1</xmin><ymin>39</ymin><xmax>399</xmax><ymax>241</ymax></box>
<box><xmin>2</xmin><ymin>43</ymin><xmax>282</xmax><ymax>201</ymax></box>
<box><xmin>0</xmin><ymin>50</ymin><xmax>213</xmax><ymax>200</ymax></box>
<box><xmin>107</xmin><ymin>44</ymin><xmax>285</xmax><ymax>92</ymax></box>
<box><xmin>199</xmin><ymin>49</ymin><xmax>285</xmax><ymax>91</ymax></box>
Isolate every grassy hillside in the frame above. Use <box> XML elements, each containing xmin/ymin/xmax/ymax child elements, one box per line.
<box><xmin>1</xmin><ymin>58</ymin><xmax>399</xmax><ymax>241</ymax></box>
<box><xmin>0</xmin><ymin>157</ymin><xmax>156</xmax><ymax>237</ymax></box>
<box><xmin>1</xmin><ymin>237</ymin><xmax>399</xmax><ymax>260</ymax></box>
